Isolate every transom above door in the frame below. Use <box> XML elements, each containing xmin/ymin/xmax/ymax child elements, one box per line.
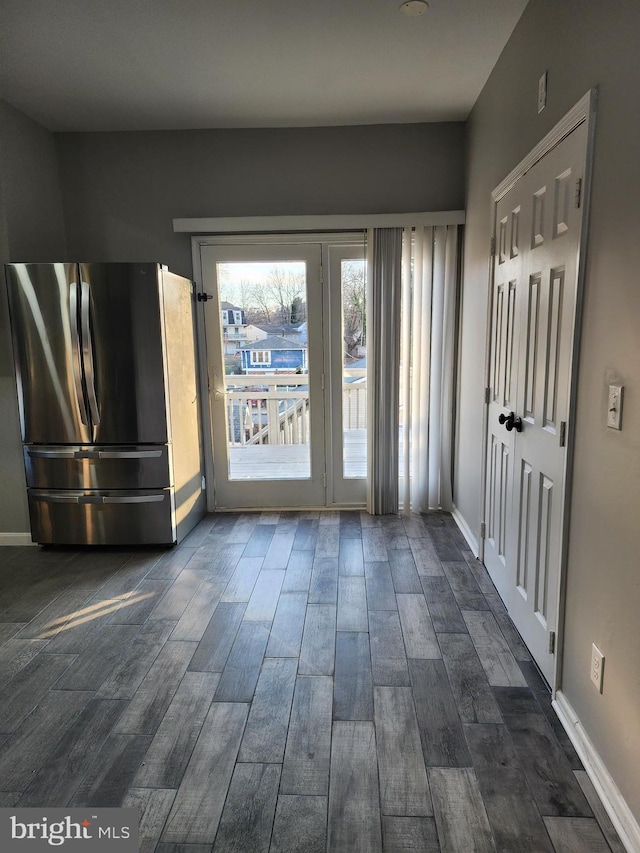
<box><xmin>199</xmin><ymin>236</ymin><xmax>367</xmax><ymax>510</ymax></box>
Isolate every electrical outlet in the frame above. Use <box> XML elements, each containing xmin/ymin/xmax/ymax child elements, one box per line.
<box><xmin>591</xmin><ymin>644</ymin><xmax>604</xmax><ymax>693</ymax></box>
<box><xmin>538</xmin><ymin>71</ymin><xmax>548</xmax><ymax>113</ymax></box>
<box><xmin>607</xmin><ymin>384</ymin><xmax>623</xmax><ymax>429</ymax></box>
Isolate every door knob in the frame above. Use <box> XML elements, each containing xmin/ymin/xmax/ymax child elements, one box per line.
<box><xmin>498</xmin><ymin>411</ymin><xmax>523</xmax><ymax>432</ymax></box>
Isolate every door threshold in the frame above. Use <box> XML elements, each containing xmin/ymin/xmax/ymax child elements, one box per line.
<box><xmin>213</xmin><ymin>504</ymin><xmax>367</xmax><ymax>513</ymax></box>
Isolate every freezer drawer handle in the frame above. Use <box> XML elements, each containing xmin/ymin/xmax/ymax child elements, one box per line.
<box><xmin>26</xmin><ymin>449</ymin><xmax>163</xmax><ymax>460</ymax></box>
<box><xmin>27</xmin><ymin>448</ymin><xmax>76</xmax><ymax>459</ymax></box>
<box><xmin>70</xmin><ymin>449</ymin><xmax>164</xmax><ymax>460</ymax></box>
<box><xmin>33</xmin><ymin>493</ymin><xmax>165</xmax><ymax>504</ymax></box>
<box><xmin>101</xmin><ymin>495</ymin><xmax>165</xmax><ymax>504</ymax></box>
<box><xmin>96</xmin><ymin>450</ymin><xmax>163</xmax><ymax>459</ymax></box>
<box><xmin>34</xmin><ymin>493</ymin><xmax>81</xmax><ymax>503</ymax></box>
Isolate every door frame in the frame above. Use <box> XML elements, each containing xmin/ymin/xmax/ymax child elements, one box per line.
<box><xmin>200</xmin><ymin>240</ymin><xmax>325</xmax><ymax>509</ymax></box>
<box><xmin>191</xmin><ymin>231</ymin><xmax>366</xmax><ymax>512</ymax></box>
<box><xmin>479</xmin><ymin>89</ymin><xmax>598</xmax><ymax>691</ymax></box>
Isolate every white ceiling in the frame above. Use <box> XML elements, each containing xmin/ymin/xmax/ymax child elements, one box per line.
<box><xmin>0</xmin><ymin>0</ymin><xmax>528</xmax><ymax>132</ymax></box>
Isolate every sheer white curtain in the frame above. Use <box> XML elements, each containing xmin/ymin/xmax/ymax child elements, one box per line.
<box><xmin>367</xmin><ymin>224</ymin><xmax>460</xmax><ymax>515</ymax></box>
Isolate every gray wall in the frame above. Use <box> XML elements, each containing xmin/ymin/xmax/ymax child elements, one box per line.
<box><xmin>0</xmin><ymin>119</ymin><xmax>464</xmax><ymax>536</ymax></box>
<box><xmin>55</xmin><ymin>122</ymin><xmax>465</xmax><ymax>276</ymax></box>
<box><xmin>456</xmin><ymin>0</ymin><xmax>640</xmax><ymax>821</ymax></box>
<box><xmin>0</xmin><ymin>100</ymin><xmax>67</xmax><ymax>535</ymax></box>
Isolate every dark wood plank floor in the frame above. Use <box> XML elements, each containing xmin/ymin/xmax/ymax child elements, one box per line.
<box><xmin>0</xmin><ymin>511</ymin><xmax>625</xmax><ymax>852</ymax></box>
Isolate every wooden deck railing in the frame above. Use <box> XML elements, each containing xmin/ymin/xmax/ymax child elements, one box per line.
<box><xmin>224</xmin><ymin>369</ymin><xmax>367</xmax><ymax>446</ymax></box>
<box><xmin>343</xmin><ymin>368</ymin><xmax>367</xmax><ymax>430</ymax></box>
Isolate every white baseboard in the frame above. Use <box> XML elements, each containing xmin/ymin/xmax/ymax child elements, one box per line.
<box><xmin>553</xmin><ymin>690</ymin><xmax>640</xmax><ymax>853</ymax></box>
<box><xmin>0</xmin><ymin>532</ymin><xmax>35</xmax><ymax>546</ymax></box>
<box><xmin>451</xmin><ymin>504</ymin><xmax>479</xmax><ymax>556</ymax></box>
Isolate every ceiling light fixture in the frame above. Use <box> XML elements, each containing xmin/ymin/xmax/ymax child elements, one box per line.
<box><xmin>399</xmin><ymin>0</ymin><xmax>429</xmax><ymax>16</ymax></box>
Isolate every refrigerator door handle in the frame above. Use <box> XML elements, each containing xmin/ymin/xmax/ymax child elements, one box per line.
<box><xmin>69</xmin><ymin>280</ymin><xmax>89</xmax><ymax>426</ymax></box>
<box><xmin>80</xmin><ymin>280</ymin><xmax>101</xmax><ymax>425</ymax></box>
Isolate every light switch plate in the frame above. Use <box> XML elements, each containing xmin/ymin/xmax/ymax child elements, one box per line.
<box><xmin>607</xmin><ymin>384</ymin><xmax>623</xmax><ymax>429</ymax></box>
<box><xmin>538</xmin><ymin>71</ymin><xmax>547</xmax><ymax>113</ymax></box>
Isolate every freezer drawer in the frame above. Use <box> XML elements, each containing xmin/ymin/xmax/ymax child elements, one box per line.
<box><xmin>28</xmin><ymin>488</ymin><xmax>175</xmax><ymax>545</ymax></box>
<box><xmin>24</xmin><ymin>445</ymin><xmax>171</xmax><ymax>489</ymax></box>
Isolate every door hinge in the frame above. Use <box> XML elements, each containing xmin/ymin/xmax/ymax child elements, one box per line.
<box><xmin>321</xmin><ymin>373</ymin><xmax>325</xmax><ymax>391</ymax></box>
<box><xmin>575</xmin><ymin>177</ymin><xmax>583</xmax><ymax>209</ymax></box>
<box><xmin>201</xmin><ymin>476</ymin><xmax>206</xmax><ymax>491</ymax></box>
<box><xmin>484</xmin><ymin>386</ymin><xmax>491</xmax><ymax>405</ymax></box>
<box><xmin>319</xmin><ymin>264</ymin><xmax>324</xmax><ymax>285</ymax></box>
<box><xmin>490</xmin><ymin>237</ymin><xmax>496</xmax><ymax>257</ymax></box>
<box><xmin>559</xmin><ymin>421</ymin><xmax>567</xmax><ymax>447</ymax></box>
<box><xmin>548</xmin><ymin>630</ymin><xmax>556</xmax><ymax>654</ymax></box>
<box><xmin>322</xmin><ymin>472</ymin><xmax>327</xmax><ymax>488</ymax></box>
<box><xmin>480</xmin><ymin>521</ymin><xmax>486</xmax><ymax>539</ymax></box>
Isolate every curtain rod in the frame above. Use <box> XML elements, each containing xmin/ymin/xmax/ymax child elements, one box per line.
<box><xmin>174</xmin><ymin>211</ymin><xmax>465</xmax><ymax>233</ymax></box>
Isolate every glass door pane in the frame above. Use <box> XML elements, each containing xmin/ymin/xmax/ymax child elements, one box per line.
<box><xmin>216</xmin><ymin>260</ymin><xmax>311</xmax><ymax>481</ymax></box>
<box><xmin>201</xmin><ymin>243</ymin><xmax>325</xmax><ymax>509</ymax></box>
<box><xmin>341</xmin><ymin>257</ymin><xmax>367</xmax><ymax>479</ymax></box>
<box><xmin>328</xmin><ymin>242</ymin><xmax>367</xmax><ymax>506</ymax></box>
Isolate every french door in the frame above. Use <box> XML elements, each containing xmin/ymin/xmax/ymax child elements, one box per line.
<box><xmin>483</xmin><ymin>119</ymin><xmax>589</xmax><ymax>684</ymax></box>
<box><xmin>199</xmin><ymin>237</ymin><xmax>367</xmax><ymax>510</ymax></box>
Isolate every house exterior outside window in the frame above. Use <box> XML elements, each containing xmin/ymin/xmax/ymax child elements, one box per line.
<box><xmin>220</xmin><ymin>302</ymin><xmax>248</xmax><ymax>359</ymax></box>
<box><xmin>240</xmin><ymin>335</ymin><xmax>308</xmax><ymax>375</ymax></box>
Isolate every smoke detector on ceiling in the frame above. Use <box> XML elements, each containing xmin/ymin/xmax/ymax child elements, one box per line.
<box><xmin>399</xmin><ymin>0</ymin><xmax>429</xmax><ymax>16</ymax></box>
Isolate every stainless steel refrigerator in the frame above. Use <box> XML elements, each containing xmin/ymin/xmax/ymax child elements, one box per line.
<box><xmin>6</xmin><ymin>262</ymin><xmax>205</xmax><ymax>545</ymax></box>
